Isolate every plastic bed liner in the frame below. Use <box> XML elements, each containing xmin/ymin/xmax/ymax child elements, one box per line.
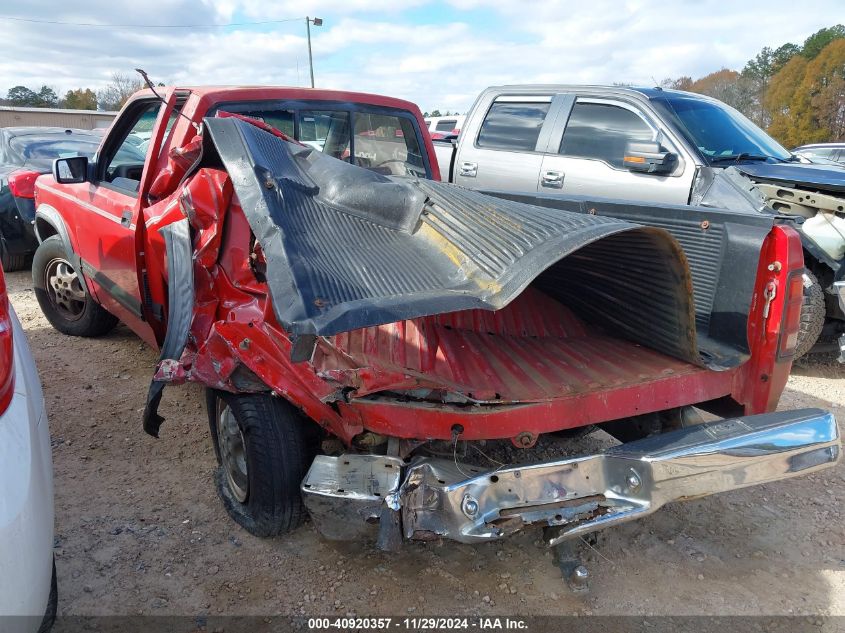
<box><xmin>201</xmin><ymin>117</ymin><xmax>713</xmax><ymax>368</ymax></box>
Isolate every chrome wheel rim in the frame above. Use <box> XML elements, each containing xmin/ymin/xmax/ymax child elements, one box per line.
<box><xmin>45</xmin><ymin>257</ymin><xmax>86</xmax><ymax>321</ymax></box>
<box><xmin>217</xmin><ymin>403</ymin><xmax>249</xmax><ymax>503</ymax></box>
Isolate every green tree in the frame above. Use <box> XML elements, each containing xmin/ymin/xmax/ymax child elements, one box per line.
<box><xmin>62</xmin><ymin>88</ymin><xmax>98</xmax><ymax>110</ymax></box>
<box><xmin>34</xmin><ymin>85</ymin><xmax>58</xmax><ymax>108</ymax></box>
<box><xmin>743</xmin><ymin>43</ymin><xmax>801</xmax><ymax>82</ymax></box>
<box><xmin>430</xmin><ymin>109</ymin><xmax>442</xmax><ymax>117</ymax></box>
<box><xmin>801</xmin><ymin>24</ymin><xmax>845</xmax><ymax>60</ymax></box>
<box><xmin>7</xmin><ymin>85</ymin><xmax>39</xmax><ymax>106</ymax></box>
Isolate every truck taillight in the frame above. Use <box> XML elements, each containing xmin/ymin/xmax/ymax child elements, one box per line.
<box><xmin>8</xmin><ymin>169</ymin><xmax>40</xmax><ymax>199</ymax></box>
<box><xmin>0</xmin><ymin>265</ymin><xmax>14</xmax><ymax>415</ymax></box>
<box><xmin>778</xmin><ymin>270</ymin><xmax>804</xmax><ymax>358</ymax></box>
<box><xmin>764</xmin><ymin>224</ymin><xmax>804</xmax><ymax>360</ymax></box>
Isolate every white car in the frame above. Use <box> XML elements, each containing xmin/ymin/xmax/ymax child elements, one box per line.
<box><xmin>0</xmin><ymin>264</ymin><xmax>56</xmax><ymax>632</ymax></box>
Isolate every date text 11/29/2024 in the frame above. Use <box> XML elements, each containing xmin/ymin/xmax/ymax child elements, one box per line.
<box><xmin>308</xmin><ymin>617</ymin><xmax>529</xmax><ymax>630</ymax></box>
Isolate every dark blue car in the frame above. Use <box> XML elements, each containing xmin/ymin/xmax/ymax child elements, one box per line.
<box><xmin>0</xmin><ymin>127</ymin><xmax>144</xmax><ymax>271</ymax></box>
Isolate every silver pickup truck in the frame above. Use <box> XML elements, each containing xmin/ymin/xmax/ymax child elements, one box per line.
<box><xmin>434</xmin><ymin>85</ymin><xmax>845</xmax><ymax>361</ymax></box>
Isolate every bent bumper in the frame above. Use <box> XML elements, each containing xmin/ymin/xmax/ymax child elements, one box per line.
<box><xmin>302</xmin><ymin>408</ymin><xmax>840</xmax><ymax>545</ymax></box>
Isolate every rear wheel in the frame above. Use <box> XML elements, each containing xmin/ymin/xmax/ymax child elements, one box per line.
<box><xmin>206</xmin><ymin>390</ymin><xmax>317</xmax><ymax>537</ymax></box>
<box><xmin>32</xmin><ymin>236</ymin><xmax>117</xmax><ymax>337</ymax></box>
<box><xmin>795</xmin><ymin>270</ymin><xmax>826</xmax><ymax>360</ymax></box>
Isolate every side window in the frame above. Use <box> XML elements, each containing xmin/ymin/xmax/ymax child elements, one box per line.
<box><xmin>299</xmin><ymin>110</ymin><xmax>350</xmax><ymax>159</ymax></box>
<box><xmin>560</xmin><ymin>102</ymin><xmax>654</xmax><ymax>168</ymax></box>
<box><xmin>352</xmin><ymin>112</ymin><xmax>426</xmax><ymax>177</ymax></box>
<box><xmin>435</xmin><ymin>119</ymin><xmax>457</xmax><ymax>132</ymax></box>
<box><xmin>102</xmin><ymin>102</ymin><xmax>162</xmax><ymax>193</ymax></box>
<box><xmin>476</xmin><ymin>101</ymin><xmax>551</xmax><ymax>152</ymax></box>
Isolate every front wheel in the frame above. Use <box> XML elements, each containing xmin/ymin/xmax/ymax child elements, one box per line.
<box><xmin>32</xmin><ymin>236</ymin><xmax>118</xmax><ymax>337</ymax></box>
<box><xmin>206</xmin><ymin>390</ymin><xmax>317</xmax><ymax>537</ymax></box>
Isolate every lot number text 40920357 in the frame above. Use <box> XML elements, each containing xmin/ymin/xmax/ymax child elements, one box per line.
<box><xmin>307</xmin><ymin>617</ymin><xmax>529</xmax><ymax>630</ymax></box>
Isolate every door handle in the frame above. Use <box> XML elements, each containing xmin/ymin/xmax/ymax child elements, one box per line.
<box><xmin>459</xmin><ymin>161</ymin><xmax>478</xmax><ymax>178</ymax></box>
<box><xmin>541</xmin><ymin>170</ymin><xmax>564</xmax><ymax>188</ymax></box>
<box><xmin>121</xmin><ymin>210</ymin><xmax>132</xmax><ymax>227</ymax></box>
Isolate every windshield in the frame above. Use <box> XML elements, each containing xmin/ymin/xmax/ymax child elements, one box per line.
<box><xmin>8</xmin><ymin>133</ymin><xmax>102</xmax><ymax>170</ymax></box>
<box><xmin>658</xmin><ymin>95</ymin><xmax>792</xmax><ymax>164</ymax></box>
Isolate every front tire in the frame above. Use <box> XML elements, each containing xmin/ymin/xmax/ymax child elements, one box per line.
<box><xmin>206</xmin><ymin>390</ymin><xmax>316</xmax><ymax>537</ymax></box>
<box><xmin>32</xmin><ymin>236</ymin><xmax>118</xmax><ymax>337</ymax></box>
<box><xmin>795</xmin><ymin>270</ymin><xmax>825</xmax><ymax>360</ymax></box>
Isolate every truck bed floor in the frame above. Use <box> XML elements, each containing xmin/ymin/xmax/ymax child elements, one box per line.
<box><xmin>327</xmin><ymin>287</ymin><xmax>708</xmax><ymax>403</ymax></box>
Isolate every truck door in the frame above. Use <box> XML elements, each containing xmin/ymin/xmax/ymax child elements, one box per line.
<box><xmin>453</xmin><ymin>95</ymin><xmax>554</xmax><ymax>191</ymax></box>
<box><xmin>540</xmin><ymin>98</ymin><xmax>693</xmax><ymax>204</ymax></box>
<box><xmin>70</xmin><ymin>98</ymin><xmax>169</xmax><ymax>346</ymax></box>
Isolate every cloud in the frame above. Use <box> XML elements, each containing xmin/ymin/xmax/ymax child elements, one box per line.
<box><xmin>0</xmin><ymin>0</ymin><xmax>840</xmax><ymax>113</ymax></box>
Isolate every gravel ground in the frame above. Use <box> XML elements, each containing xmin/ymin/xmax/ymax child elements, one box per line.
<box><xmin>5</xmin><ymin>268</ymin><xmax>844</xmax><ymax>620</ymax></box>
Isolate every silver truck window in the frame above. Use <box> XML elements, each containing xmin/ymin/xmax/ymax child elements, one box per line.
<box><xmin>559</xmin><ymin>102</ymin><xmax>654</xmax><ymax>168</ymax></box>
<box><xmin>477</xmin><ymin>101</ymin><xmax>551</xmax><ymax>152</ymax></box>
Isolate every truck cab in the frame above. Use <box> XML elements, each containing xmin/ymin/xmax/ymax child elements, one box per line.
<box><xmin>33</xmin><ymin>86</ymin><xmax>438</xmax><ymax>350</ymax></box>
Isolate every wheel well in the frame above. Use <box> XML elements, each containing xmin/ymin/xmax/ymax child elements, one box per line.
<box><xmin>35</xmin><ymin>217</ymin><xmax>59</xmax><ymax>242</ymax></box>
<box><xmin>803</xmin><ymin>249</ymin><xmax>835</xmax><ymax>284</ymax></box>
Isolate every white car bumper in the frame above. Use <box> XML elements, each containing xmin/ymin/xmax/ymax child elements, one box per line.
<box><xmin>0</xmin><ymin>310</ymin><xmax>54</xmax><ymax>630</ymax></box>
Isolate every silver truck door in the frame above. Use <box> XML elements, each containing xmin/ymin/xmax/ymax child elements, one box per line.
<box><xmin>540</xmin><ymin>98</ymin><xmax>693</xmax><ymax>204</ymax></box>
<box><xmin>453</xmin><ymin>95</ymin><xmax>555</xmax><ymax>191</ymax></box>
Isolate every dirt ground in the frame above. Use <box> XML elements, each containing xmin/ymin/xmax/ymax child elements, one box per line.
<box><xmin>6</xmin><ymin>268</ymin><xmax>845</xmax><ymax>620</ymax></box>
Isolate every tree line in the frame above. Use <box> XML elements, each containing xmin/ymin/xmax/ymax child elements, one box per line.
<box><xmin>1</xmin><ymin>72</ymin><xmax>149</xmax><ymax>112</ymax></box>
<box><xmin>662</xmin><ymin>25</ymin><xmax>845</xmax><ymax>147</ymax></box>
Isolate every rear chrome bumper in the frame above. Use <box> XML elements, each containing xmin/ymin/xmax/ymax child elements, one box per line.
<box><xmin>302</xmin><ymin>408</ymin><xmax>840</xmax><ymax>546</ymax></box>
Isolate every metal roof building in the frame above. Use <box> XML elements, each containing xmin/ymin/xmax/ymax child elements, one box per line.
<box><xmin>0</xmin><ymin>106</ymin><xmax>118</xmax><ymax>130</ymax></box>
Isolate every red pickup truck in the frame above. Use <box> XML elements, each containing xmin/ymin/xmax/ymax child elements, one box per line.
<box><xmin>30</xmin><ymin>86</ymin><xmax>839</xmax><ymax>563</ymax></box>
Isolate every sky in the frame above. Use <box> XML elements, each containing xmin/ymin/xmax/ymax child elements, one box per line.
<box><xmin>0</xmin><ymin>1</ymin><xmax>840</xmax><ymax>113</ymax></box>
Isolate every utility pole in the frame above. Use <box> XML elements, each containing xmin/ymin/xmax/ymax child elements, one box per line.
<box><xmin>306</xmin><ymin>16</ymin><xmax>323</xmax><ymax>88</ymax></box>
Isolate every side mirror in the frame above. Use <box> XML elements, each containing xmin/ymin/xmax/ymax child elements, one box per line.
<box><xmin>623</xmin><ymin>141</ymin><xmax>674</xmax><ymax>174</ymax></box>
<box><xmin>53</xmin><ymin>156</ymin><xmax>88</xmax><ymax>184</ymax></box>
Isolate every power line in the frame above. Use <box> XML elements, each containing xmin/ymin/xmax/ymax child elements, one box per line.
<box><xmin>0</xmin><ymin>15</ymin><xmax>304</xmax><ymax>28</ymax></box>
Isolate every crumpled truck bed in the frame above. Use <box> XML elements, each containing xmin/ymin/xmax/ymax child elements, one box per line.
<box><xmin>203</xmin><ymin>117</ymin><xmax>701</xmax><ymax>366</ymax></box>
<box><xmin>143</xmin><ymin>117</ymin><xmax>762</xmax><ymax>440</ymax></box>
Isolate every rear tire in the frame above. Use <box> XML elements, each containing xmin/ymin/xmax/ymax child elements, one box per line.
<box><xmin>32</xmin><ymin>236</ymin><xmax>118</xmax><ymax>337</ymax></box>
<box><xmin>206</xmin><ymin>390</ymin><xmax>316</xmax><ymax>537</ymax></box>
<box><xmin>795</xmin><ymin>270</ymin><xmax>825</xmax><ymax>360</ymax></box>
